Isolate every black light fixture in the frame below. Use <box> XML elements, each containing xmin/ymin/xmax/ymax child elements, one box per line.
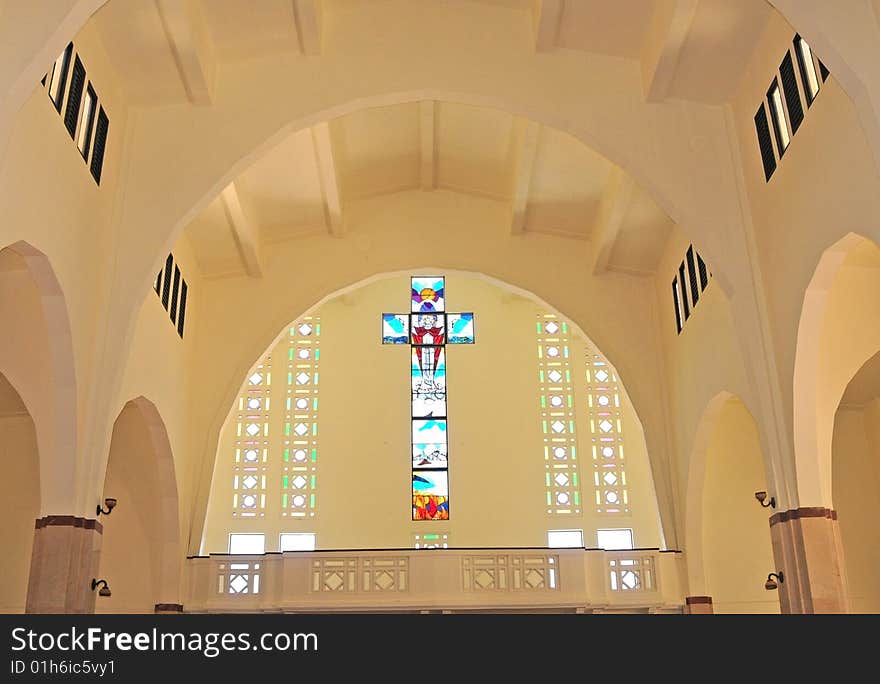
<box><xmin>755</xmin><ymin>491</ymin><xmax>776</xmax><ymax>509</ymax></box>
<box><xmin>91</xmin><ymin>579</ymin><xmax>112</xmax><ymax>597</ymax></box>
<box><xmin>96</xmin><ymin>497</ymin><xmax>117</xmax><ymax>516</ymax></box>
<box><xmin>765</xmin><ymin>572</ymin><xmax>784</xmax><ymax>591</ymax></box>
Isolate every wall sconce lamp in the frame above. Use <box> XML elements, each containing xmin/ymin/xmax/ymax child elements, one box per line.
<box><xmin>764</xmin><ymin>572</ymin><xmax>784</xmax><ymax>591</ymax></box>
<box><xmin>91</xmin><ymin>579</ymin><xmax>112</xmax><ymax>597</ymax></box>
<box><xmin>96</xmin><ymin>497</ymin><xmax>117</xmax><ymax>516</ymax></box>
<box><xmin>754</xmin><ymin>491</ymin><xmax>776</xmax><ymax>509</ymax></box>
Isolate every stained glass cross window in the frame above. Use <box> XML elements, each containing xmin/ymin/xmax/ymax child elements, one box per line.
<box><xmin>382</xmin><ymin>276</ymin><xmax>475</xmax><ymax>520</ymax></box>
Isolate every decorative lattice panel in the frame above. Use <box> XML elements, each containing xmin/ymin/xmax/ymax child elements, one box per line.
<box><xmin>536</xmin><ymin>315</ymin><xmax>581</xmax><ymax>514</ymax></box>
<box><xmin>608</xmin><ymin>555</ymin><xmax>655</xmax><ymax>592</ymax></box>
<box><xmin>232</xmin><ymin>358</ymin><xmax>271</xmax><ymax>517</ymax></box>
<box><xmin>462</xmin><ymin>554</ymin><xmax>559</xmax><ymax>592</ymax></box>
<box><xmin>216</xmin><ymin>561</ymin><xmax>262</xmax><ymax>595</ymax></box>
<box><xmin>282</xmin><ymin>316</ymin><xmax>320</xmax><ymax>518</ymax></box>
<box><xmin>585</xmin><ymin>348</ymin><xmax>630</xmax><ymax>514</ymax></box>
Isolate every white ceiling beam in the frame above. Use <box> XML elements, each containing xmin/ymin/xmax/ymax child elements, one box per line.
<box><xmin>640</xmin><ymin>0</ymin><xmax>699</xmax><ymax>102</ymax></box>
<box><xmin>509</xmin><ymin>118</ymin><xmax>541</xmax><ymax>236</ymax></box>
<box><xmin>420</xmin><ymin>101</ymin><xmax>436</xmax><ymax>190</ymax></box>
<box><xmin>155</xmin><ymin>0</ymin><xmax>216</xmax><ymax>106</ymax></box>
<box><xmin>311</xmin><ymin>122</ymin><xmax>344</xmax><ymax>237</ymax></box>
<box><xmin>293</xmin><ymin>0</ymin><xmax>323</xmax><ymax>56</ymax></box>
<box><xmin>589</xmin><ymin>167</ymin><xmax>636</xmax><ymax>275</ymax></box>
<box><xmin>532</xmin><ymin>0</ymin><xmax>564</xmax><ymax>52</ymax></box>
<box><xmin>220</xmin><ymin>183</ymin><xmax>264</xmax><ymax>277</ymax></box>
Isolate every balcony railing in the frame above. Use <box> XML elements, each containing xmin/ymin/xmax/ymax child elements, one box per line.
<box><xmin>185</xmin><ymin>548</ymin><xmax>685</xmax><ymax>613</ymax></box>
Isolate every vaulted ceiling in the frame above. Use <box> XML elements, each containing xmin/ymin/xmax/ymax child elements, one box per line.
<box><xmin>87</xmin><ymin>0</ymin><xmax>775</xmax><ymax>280</ymax></box>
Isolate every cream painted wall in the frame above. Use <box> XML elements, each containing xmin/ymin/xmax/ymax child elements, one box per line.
<box><xmin>0</xmin><ymin>19</ymin><xmax>129</xmax><ymax>515</ymax></box>
<box><xmin>186</xmin><ymin>190</ymin><xmax>678</xmax><ymax>553</ymax></box>
<box><xmin>652</xmin><ymin>225</ymin><xmax>755</xmax><ymax>551</ymax></box>
<box><xmin>833</xmin><ymin>404</ymin><xmax>880</xmax><ymax>613</ymax></box>
<box><xmin>731</xmin><ymin>11</ymin><xmax>880</xmax><ymax>508</ymax></box>
<box><xmin>203</xmin><ymin>275</ymin><xmax>663</xmax><ymax>552</ymax></box>
<box><xmin>114</xmin><ymin>232</ymin><xmax>201</xmax><ymax>582</ymax></box>
<box><xmin>701</xmin><ymin>398</ymin><xmax>778</xmax><ymax>614</ymax></box>
<box><xmin>0</xmin><ymin>412</ymin><xmax>39</xmax><ymax>613</ymax></box>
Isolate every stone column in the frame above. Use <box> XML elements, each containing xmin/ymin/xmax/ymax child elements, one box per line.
<box><xmin>684</xmin><ymin>596</ymin><xmax>713</xmax><ymax>614</ymax></box>
<box><xmin>25</xmin><ymin>516</ymin><xmax>103</xmax><ymax>613</ymax></box>
<box><xmin>769</xmin><ymin>507</ymin><xmax>848</xmax><ymax>613</ymax></box>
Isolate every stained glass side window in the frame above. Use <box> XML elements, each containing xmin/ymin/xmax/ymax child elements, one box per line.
<box><xmin>232</xmin><ymin>357</ymin><xmax>271</xmax><ymax>517</ymax></box>
<box><xmin>282</xmin><ymin>316</ymin><xmax>320</xmax><ymax>518</ymax></box>
<box><xmin>585</xmin><ymin>348</ymin><xmax>629</xmax><ymax>514</ymax></box>
<box><xmin>537</xmin><ymin>314</ymin><xmax>581</xmax><ymax>515</ymax></box>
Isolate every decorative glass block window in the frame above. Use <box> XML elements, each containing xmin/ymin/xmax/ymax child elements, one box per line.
<box><xmin>282</xmin><ymin>316</ymin><xmax>320</xmax><ymax>518</ymax></box>
<box><xmin>585</xmin><ymin>348</ymin><xmax>629</xmax><ymax>514</ymax></box>
<box><xmin>414</xmin><ymin>533</ymin><xmax>449</xmax><ymax>549</ymax></box>
<box><xmin>228</xmin><ymin>533</ymin><xmax>265</xmax><ymax>554</ymax></box>
<box><xmin>547</xmin><ymin>529</ymin><xmax>584</xmax><ymax>548</ymax></box>
<box><xmin>597</xmin><ymin>528</ymin><xmax>634</xmax><ymax>550</ymax></box>
<box><xmin>232</xmin><ymin>357</ymin><xmax>271</xmax><ymax>517</ymax></box>
<box><xmin>279</xmin><ymin>533</ymin><xmax>317</xmax><ymax>551</ymax></box>
<box><xmin>537</xmin><ymin>314</ymin><xmax>581</xmax><ymax>514</ymax></box>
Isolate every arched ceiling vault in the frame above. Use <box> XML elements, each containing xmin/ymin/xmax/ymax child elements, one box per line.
<box><xmin>183</xmin><ymin>101</ymin><xmax>675</xmax><ymax>280</ymax></box>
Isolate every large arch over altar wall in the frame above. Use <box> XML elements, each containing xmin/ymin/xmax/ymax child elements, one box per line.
<box><xmin>199</xmin><ymin>272</ymin><xmax>666</xmax><ymax>554</ymax></box>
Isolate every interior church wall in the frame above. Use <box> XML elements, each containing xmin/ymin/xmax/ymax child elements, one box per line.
<box><xmin>701</xmin><ymin>398</ymin><xmax>778</xmax><ymax>614</ymax></box>
<box><xmin>0</xmin><ymin>21</ymin><xmax>129</xmax><ymax>517</ymax></box>
<box><xmin>731</xmin><ymin>11</ymin><xmax>880</xmax><ymax>510</ymax></box>
<box><xmin>113</xmin><ymin>232</ymin><xmax>201</xmax><ymax>552</ymax></box>
<box><xmin>186</xmin><ymin>190</ymin><xmax>678</xmax><ymax>552</ymax></box>
<box><xmin>832</xmin><ymin>404</ymin><xmax>880</xmax><ymax>613</ymax></box>
<box><xmin>0</xmin><ymin>411</ymin><xmax>39</xmax><ymax>613</ymax></box>
<box><xmin>202</xmin><ymin>274</ymin><xmax>664</xmax><ymax>553</ymax></box>
<box><xmin>653</xmin><ymin>225</ymin><xmax>755</xmax><ymax>546</ymax></box>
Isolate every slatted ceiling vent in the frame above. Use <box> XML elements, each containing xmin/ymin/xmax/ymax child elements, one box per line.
<box><xmin>779</xmin><ymin>51</ymin><xmax>804</xmax><ymax>135</ymax></box>
<box><xmin>671</xmin><ymin>245</ymin><xmax>712</xmax><ymax>335</ymax></box>
<box><xmin>154</xmin><ymin>254</ymin><xmax>190</xmax><ymax>339</ymax></box>
<box><xmin>755</xmin><ymin>34</ymin><xmax>828</xmax><ymax>182</ymax></box>
<box><xmin>40</xmin><ymin>43</ymin><xmax>109</xmax><ymax>186</ymax></box>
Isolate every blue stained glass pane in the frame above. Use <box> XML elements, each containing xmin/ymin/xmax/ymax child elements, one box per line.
<box><xmin>412</xmin><ymin>470</ymin><xmax>448</xmax><ymax>496</ymax></box>
<box><xmin>412</xmin><ymin>418</ymin><xmax>448</xmax><ymax>468</ymax></box>
<box><xmin>447</xmin><ymin>312</ymin><xmax>475</xmax><ymax>344</ymax></box>
<box><xmin>411</xmin><ymin>276</ymin><xmax>446</xmax><ymax>313</ymax></box>
<box><xmin>382</xmin><ymin>313</ymin><xmax>409</xmax><ymax>344</ymax></box>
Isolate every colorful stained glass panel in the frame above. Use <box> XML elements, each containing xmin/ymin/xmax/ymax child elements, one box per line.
<box><xmin>447</xmin><ymin>313</ymin><xmax>475</xmax><ymax>344</ymax></box>
<box><xmin>411</xmin><ymin>277</ymin><xmax>445</xmax><ymax>313</ymax></box>
<box><xmin>382</xmin><ymin>313</ymin><xmax>409</xmax><ymax>344</ymax></box>
<box><xmin>413</xmin><ymin>494</ymin><xmax>449</xmax><ymax>521</ymax></box>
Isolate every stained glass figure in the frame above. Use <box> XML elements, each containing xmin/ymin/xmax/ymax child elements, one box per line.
<box><xmin>382</xmin><ymin>276</ymin><xmax>474</xmax><ymax>520</ymax></box>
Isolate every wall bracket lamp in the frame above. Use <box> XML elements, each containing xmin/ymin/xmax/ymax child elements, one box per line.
<box><xmin>755</xmin><ymin>491</ymin><xmax>776</xmax><ymax>509</ymax></box>
<box><xmin>91</xmin><ymin>579</ymin><xmax>111</xmax><ymax>597</ymax></box>
<box><xmin>96</xmin><ymin>497</ymin><xmax>117</xmax><ymax>516</ymax></box>
<box><xmin>765</xmin><ymin>572</ymin><xmax>784</xmax><ymax>591</ymax></box>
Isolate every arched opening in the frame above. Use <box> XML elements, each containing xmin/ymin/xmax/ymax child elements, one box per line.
<box><xmin>794</xmin><ymin>235</ymin><xmax>880</xmax><ymax>509</ymax></box>
<box><xmin>200</xmin><ymin>272</ymin><xmax>664</xmax><ymax>556</ymax></box>
<box><xmin>0</xmin><ymin>242</ymin><xmax>76</xmax><ymax>516</ymax></box>
<box><xmin>97</xmin><ymin>398</ymin><xmax>180</xmax><ymax>613</ymax></box>
<box><xmin>0</xmin><ymin>372</ymin><xmax>39</xmax><ymax>612</ymax></box>
<box><xmin>687</xmin><ymin>392</ymin><xmax>777</xmax><ymax>613</ymax></box>
<box><xmin>833</xmin><ymin>350</ymin><xmax>880</xmax><ymax>613</ymax></box>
